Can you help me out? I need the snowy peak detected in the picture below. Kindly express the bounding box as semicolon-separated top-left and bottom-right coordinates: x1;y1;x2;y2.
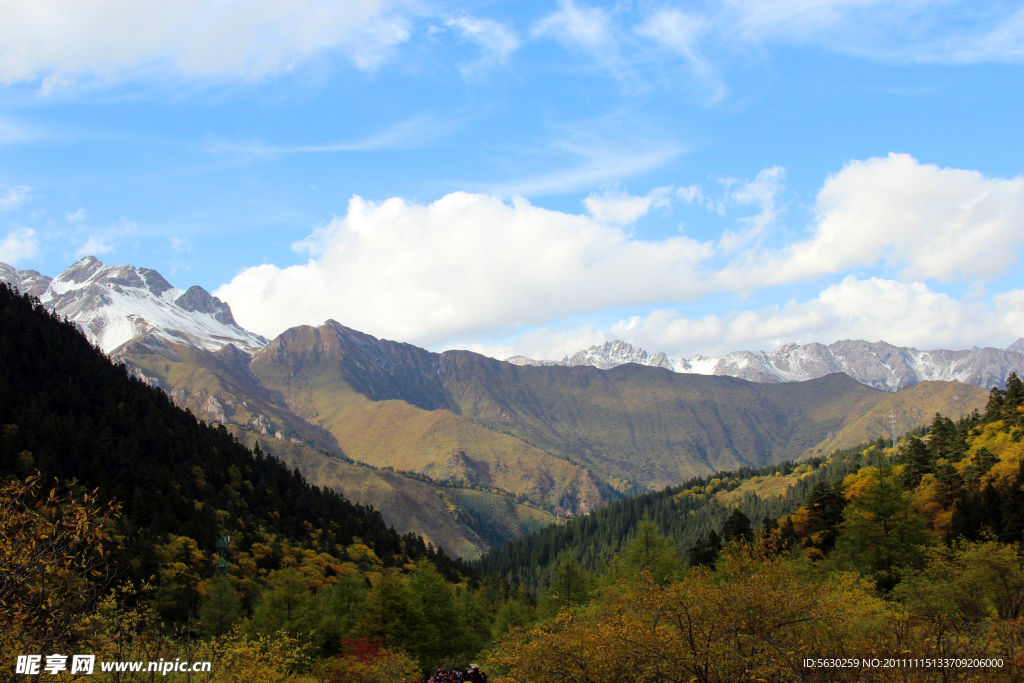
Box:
511;338;1024;391
174;285;238;326
508;340;677;371
2;256;266;355
0;262;53;297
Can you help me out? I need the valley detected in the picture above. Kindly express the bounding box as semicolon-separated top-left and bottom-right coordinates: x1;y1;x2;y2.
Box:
0;257;1001;559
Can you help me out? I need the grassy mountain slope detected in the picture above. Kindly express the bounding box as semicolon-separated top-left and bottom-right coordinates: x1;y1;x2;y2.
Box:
117;319;1000;559
229;427;557;559
248;325;615;516
117;336;341;449
804;380;988;457
440;353;887;487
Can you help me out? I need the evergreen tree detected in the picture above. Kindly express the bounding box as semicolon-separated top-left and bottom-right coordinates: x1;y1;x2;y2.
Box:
934;460;964;507
896;437;933;488
318;573;370;655
963;447;999;483
620;516;683;584
687;530;721;569
408;560;467;669
358;569;425;652
246;568;320;645
832;461;932;591
802;480;846;553
198;575;242;637
721;508;754;543
546;555;589;609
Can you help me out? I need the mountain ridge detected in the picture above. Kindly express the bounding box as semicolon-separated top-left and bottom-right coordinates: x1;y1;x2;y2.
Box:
509;337;1024;391
0;256;266;354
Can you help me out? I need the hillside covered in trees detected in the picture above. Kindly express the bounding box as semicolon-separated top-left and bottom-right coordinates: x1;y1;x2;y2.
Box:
0;283;525;680
478;376;1024;681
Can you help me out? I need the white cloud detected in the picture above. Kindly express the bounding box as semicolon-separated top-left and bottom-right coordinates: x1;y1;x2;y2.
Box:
722;0;1024;64
533;0;612;50
636;8;725;102
446;16;519;75
0;0;404;87
637;276;1024;356
582;186;671;224
532;0;632;81
719;153;1024;291
719;166;785;251
170;236;192;253
210;113;463;157
480;147;681;197
76;235;117;257
0;185;31;210
66;207;85;222
216;192;714;344
490;277;1024;361
0;227;39;263
216;155;1024;353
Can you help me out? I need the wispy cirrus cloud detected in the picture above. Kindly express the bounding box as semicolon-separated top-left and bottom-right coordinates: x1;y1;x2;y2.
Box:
207;112;466;158
446;15;519;75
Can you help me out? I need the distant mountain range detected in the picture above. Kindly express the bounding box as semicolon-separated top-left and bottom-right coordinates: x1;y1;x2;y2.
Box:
509;337;1024;392
1;257;1002;557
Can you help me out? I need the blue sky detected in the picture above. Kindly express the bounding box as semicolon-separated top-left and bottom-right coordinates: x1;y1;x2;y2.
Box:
1;0;1022;359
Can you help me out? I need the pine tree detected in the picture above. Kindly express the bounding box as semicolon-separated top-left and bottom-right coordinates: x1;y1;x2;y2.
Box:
408;560;467;668
198;575;242;637
832;461;932;591
246;568;320;645
547;555;589;609
896;437;933;488
620;516;683;584
722;509;754;543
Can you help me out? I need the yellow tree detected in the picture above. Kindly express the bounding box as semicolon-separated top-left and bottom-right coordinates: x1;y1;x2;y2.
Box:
0;474;119;658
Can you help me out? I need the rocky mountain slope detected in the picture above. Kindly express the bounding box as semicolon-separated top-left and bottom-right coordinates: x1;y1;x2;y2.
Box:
510;338;1024;391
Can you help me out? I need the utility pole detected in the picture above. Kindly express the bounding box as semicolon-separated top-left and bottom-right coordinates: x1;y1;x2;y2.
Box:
215;534;231;577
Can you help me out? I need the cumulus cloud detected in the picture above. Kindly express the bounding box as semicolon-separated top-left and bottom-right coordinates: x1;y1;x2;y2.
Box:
647;277;1024;356
215;154;1024;352
490;277;1024;361
720;153;1024;290
0;0;404;87
216;192;715;344
0;227;39;263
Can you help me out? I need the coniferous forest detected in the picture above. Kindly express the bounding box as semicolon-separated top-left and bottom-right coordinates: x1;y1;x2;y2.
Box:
5;280;1024;682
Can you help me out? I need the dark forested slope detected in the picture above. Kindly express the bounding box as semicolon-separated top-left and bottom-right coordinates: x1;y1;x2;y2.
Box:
0;284;468;582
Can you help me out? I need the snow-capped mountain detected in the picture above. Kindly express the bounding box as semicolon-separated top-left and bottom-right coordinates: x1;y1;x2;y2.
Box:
508;340;673;370
509;338;1024;392
0;256;266;354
